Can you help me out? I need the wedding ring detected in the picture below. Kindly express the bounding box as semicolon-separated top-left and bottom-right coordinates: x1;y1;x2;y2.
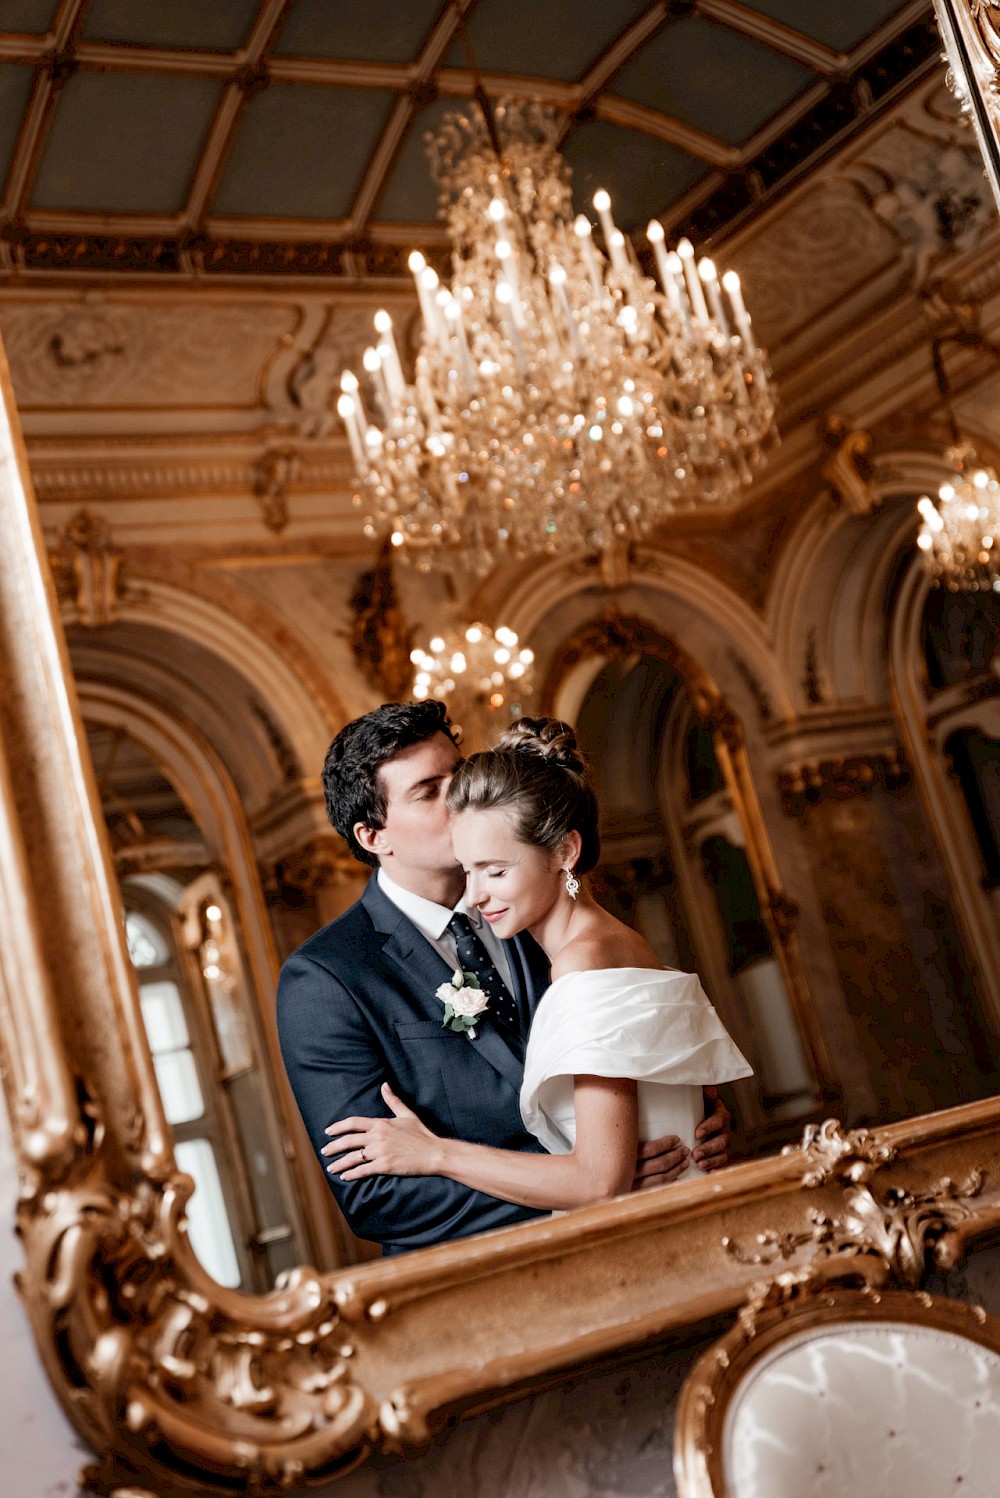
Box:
360;1148;369;1162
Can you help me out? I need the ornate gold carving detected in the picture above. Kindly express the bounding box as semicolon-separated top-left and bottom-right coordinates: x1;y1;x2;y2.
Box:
793;1117;899;1187
253;448;300;535
272;836;358;896
348;540;414;702
49;509;125;627
724;1117;984;1290
822;416;877;514
16;1166;377;1496
777;748;911;815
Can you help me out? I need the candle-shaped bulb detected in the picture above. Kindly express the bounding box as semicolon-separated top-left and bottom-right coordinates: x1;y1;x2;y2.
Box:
340;370;358;392
421;266;439;291
337;394;355;418
722;270;740;295
667;252;683;275
593;189;611;212
362;346;382;373
495;240;512;261
496;280;513;305
408;250;426;274
677;238;694;261
574;214;593;238
374;308;392;333
698;257;717;283
646;220;665;244
549;263;567;285
487;197;506;222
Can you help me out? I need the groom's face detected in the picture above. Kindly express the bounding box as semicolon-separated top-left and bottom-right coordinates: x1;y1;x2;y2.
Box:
363;732;462;889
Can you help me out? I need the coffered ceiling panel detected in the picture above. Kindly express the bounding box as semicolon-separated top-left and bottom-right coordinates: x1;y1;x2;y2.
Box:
562;119;705;231
2;0;59;34
611;17;813;147
375;94;464;225
0;63;33;194
32;71;223;214
213;83;396;220
745;0;914;51
441;0;651;82
80;0;260;52
273;0;444;64
0;0;940;278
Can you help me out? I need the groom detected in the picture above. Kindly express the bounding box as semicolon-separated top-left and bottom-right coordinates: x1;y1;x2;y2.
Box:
277;700;731;1257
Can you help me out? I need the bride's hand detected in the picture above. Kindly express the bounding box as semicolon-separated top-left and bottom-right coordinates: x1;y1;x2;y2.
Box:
322;1083;445;1180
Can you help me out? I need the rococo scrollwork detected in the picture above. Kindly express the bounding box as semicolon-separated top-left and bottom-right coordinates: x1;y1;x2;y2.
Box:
724;1117;987;1290
18;1162;376;1495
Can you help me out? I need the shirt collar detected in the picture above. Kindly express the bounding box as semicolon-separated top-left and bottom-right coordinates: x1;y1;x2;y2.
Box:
377;868;483;943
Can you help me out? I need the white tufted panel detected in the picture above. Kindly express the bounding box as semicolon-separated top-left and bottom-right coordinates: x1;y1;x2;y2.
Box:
724;1322;1000;1497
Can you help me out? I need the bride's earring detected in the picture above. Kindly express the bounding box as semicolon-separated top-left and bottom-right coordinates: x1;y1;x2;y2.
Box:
564;868;580;901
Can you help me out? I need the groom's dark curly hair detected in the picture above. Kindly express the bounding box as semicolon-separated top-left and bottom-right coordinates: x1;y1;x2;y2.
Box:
322;700;460;866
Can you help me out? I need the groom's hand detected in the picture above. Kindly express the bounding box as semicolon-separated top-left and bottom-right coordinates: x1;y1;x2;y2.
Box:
631;1133;691;1190
692;1086;732;1173
631;1087;733;1189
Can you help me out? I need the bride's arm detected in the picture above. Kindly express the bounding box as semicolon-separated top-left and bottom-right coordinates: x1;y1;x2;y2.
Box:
323;1078;638;1210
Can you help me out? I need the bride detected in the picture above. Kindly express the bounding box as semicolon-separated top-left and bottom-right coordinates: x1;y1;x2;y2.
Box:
324;718;752;1210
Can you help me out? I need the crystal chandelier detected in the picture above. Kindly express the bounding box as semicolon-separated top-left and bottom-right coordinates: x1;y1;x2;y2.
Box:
917;444;1000;591
410;621;534;716
338;101;776;575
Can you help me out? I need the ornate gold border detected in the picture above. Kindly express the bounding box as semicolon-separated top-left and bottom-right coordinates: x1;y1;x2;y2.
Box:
5;327;1000;1495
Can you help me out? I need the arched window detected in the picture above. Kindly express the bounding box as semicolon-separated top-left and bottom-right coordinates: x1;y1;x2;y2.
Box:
125;893;242;1288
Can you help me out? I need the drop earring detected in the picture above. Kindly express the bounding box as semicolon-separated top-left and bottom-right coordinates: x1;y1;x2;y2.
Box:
564;868;580;900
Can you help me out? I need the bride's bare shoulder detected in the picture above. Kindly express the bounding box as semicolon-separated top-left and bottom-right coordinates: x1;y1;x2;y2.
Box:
550;926;662;981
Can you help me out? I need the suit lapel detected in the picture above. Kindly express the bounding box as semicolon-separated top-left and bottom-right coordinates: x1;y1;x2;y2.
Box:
364;875;528;1091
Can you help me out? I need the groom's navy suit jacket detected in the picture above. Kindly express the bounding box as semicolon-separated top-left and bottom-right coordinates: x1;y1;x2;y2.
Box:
277;874;552;1256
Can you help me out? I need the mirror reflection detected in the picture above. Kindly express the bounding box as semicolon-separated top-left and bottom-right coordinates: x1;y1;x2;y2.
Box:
2;1;998;1295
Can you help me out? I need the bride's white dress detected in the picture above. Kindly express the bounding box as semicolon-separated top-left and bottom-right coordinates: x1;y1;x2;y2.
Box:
519;967;753;1182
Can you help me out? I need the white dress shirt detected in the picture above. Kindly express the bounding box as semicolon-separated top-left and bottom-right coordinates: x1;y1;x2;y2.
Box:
377;869;515;991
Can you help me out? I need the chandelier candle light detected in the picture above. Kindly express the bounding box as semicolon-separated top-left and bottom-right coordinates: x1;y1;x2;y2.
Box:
410;622;534;715
338;102;776;575
917;444;1000;592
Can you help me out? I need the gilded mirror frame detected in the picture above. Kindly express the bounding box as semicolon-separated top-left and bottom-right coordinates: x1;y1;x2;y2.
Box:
4;319;1000;1496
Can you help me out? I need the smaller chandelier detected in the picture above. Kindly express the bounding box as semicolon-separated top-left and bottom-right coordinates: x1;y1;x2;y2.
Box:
410;621;534;715
917;445;1000;592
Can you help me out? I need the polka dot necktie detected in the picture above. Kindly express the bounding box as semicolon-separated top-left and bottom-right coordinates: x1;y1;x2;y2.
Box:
447;913;524;1053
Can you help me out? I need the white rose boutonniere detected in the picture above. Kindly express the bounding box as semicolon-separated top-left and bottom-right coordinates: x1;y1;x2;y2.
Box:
436;969;489;1037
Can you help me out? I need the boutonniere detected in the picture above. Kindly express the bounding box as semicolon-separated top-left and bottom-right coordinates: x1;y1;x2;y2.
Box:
436;970;489;1037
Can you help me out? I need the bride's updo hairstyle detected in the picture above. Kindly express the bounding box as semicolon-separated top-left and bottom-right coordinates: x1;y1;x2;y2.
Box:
446;716;600;875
